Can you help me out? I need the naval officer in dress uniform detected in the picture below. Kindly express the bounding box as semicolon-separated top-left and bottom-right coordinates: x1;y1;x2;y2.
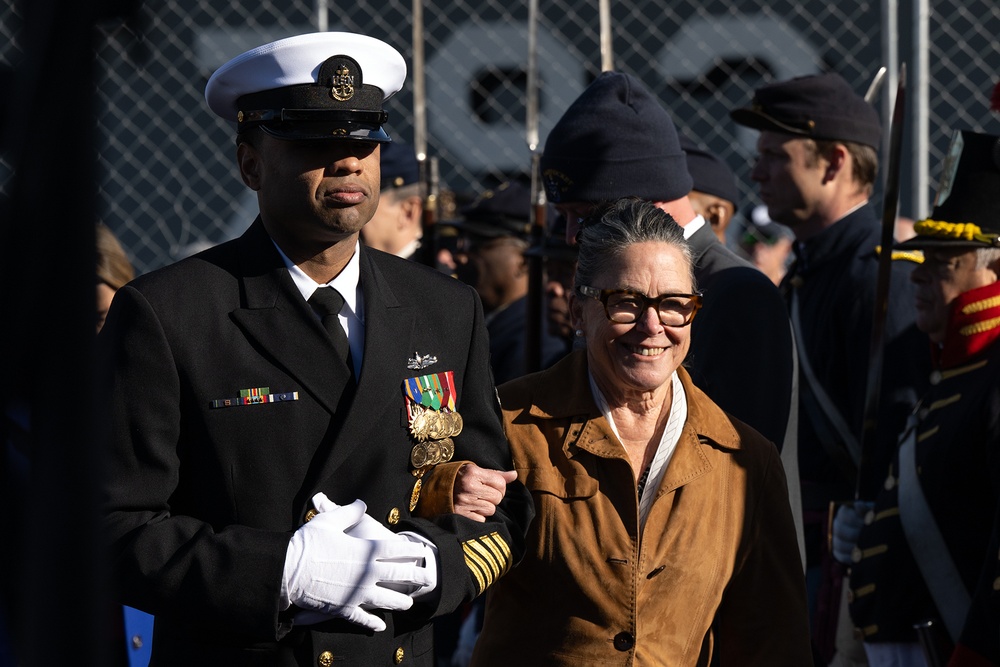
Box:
99;31;532;666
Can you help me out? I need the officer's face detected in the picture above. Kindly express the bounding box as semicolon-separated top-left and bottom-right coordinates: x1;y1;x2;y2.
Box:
239;134;380;252
911;248;997;343
751;132;829;235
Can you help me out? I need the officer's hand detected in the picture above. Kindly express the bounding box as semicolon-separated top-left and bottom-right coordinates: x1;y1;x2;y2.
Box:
831;501;875;565
453;464;517;523
282;499;434;632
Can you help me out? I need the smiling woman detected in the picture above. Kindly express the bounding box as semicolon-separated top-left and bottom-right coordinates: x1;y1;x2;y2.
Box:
464;197;812;666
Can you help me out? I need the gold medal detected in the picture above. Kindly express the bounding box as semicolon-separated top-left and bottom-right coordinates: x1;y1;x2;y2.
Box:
409;404;431;442
438;437;455;463
410;443;429;468
409;477;422;512
425;440;441;466
449;411;464;438
426;411;446;440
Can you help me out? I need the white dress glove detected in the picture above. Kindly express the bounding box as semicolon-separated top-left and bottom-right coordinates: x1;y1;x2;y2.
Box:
831;501;875;565
282;497;434;632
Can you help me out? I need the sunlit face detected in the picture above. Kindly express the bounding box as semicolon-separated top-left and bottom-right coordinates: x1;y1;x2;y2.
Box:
240;134;381;254
571;241;693;400
750;132;828;233
911;248;996;343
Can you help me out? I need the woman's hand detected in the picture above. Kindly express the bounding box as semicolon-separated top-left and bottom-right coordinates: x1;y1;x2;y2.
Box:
453;463;518;522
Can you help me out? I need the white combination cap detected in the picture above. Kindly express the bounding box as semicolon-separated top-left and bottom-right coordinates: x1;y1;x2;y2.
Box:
205;32;406;142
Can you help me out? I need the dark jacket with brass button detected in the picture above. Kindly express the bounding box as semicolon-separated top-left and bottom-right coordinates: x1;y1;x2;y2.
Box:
99;220;533;666
468;351;812;666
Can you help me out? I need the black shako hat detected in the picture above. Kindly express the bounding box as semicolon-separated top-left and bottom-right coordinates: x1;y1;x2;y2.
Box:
205;32;405;142
680;134;740;206
540;71;693;205
730;72;881;149
896;130;1000;250
380;139;420;189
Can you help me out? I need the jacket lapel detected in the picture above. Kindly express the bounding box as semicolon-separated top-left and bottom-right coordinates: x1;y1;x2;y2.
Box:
228;219;353;415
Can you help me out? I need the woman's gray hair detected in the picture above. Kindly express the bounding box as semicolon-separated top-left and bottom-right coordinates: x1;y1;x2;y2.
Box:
574;197;695;290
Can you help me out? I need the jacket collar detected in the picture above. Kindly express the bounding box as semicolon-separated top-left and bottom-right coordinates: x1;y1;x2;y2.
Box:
527;350;742;451
790;203;878;276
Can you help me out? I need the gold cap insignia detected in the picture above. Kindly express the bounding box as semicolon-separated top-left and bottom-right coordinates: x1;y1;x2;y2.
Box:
330;65;355;102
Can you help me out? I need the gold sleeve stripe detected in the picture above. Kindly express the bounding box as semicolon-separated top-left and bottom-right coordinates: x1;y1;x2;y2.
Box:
467;540;503;575
853;583;876;598
483;532;512;564
859;544;889;560
463;545;494;593
928;394;962;412
941;359;988;380
875;507;899;521
463;551;487;594
462;532;512;594
917;426;940;442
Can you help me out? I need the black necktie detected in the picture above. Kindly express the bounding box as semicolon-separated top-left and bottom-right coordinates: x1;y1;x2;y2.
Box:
309;287;354;377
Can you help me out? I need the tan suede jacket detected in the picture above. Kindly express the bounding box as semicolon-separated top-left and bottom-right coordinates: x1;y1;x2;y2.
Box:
462;351;812;666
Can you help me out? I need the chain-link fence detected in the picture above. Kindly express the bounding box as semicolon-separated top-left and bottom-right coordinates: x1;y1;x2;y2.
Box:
2;1;998;273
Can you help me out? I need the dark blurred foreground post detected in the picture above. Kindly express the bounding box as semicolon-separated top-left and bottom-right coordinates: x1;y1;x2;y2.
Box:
0;0;137;663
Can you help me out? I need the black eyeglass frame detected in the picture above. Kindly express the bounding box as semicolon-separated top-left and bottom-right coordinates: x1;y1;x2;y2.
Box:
577;285;703;327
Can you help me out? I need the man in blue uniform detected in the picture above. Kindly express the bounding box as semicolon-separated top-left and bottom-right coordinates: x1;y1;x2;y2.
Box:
731;72;929;661
834;129;1000;666
99;32;532;666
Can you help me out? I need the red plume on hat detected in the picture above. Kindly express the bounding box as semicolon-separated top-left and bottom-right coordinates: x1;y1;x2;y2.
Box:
991;80;1000;114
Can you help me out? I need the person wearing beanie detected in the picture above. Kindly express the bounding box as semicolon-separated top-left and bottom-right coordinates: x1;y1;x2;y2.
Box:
540;71;797;456
831;130;1000;667
732;71;930;663
680;135;741;244
98;31;532;666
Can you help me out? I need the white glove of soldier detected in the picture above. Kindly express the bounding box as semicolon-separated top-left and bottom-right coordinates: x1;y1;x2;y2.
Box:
831;501;875;565
282;498;434;632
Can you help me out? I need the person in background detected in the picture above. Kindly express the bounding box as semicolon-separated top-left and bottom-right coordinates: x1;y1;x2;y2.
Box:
96;223;135;333
464;198;811;665
833;130;1000;667
525;213;578;348
447;180;570;384
99;31;532;666
680;135;740;246
737;205;795;286
732;71;929;664
361;139;430;262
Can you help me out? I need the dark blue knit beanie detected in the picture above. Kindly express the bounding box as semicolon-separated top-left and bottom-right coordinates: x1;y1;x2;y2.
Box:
540;71;693;204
